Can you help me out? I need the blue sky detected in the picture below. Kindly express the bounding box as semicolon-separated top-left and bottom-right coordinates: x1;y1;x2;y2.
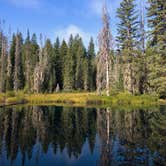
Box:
0;0;141;47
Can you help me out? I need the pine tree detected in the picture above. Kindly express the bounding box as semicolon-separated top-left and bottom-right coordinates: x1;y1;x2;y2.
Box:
114;50;124;91
75;38;86;90
117;0;138;49
0;35;7;92
14;32;24;91
54;37;62;89
31;33;39;67
0;21;3;57
0;32;2;58
147;0;166;98
6;47;12;91
116;0;139;94
72;35;81;89
137;0;148;94
47;39;56;92
6;34;16;91
63;35;74;91
43;39;53;92
83;57;91;91
147;0;166;47
87;38;96;91
60;40;68;89
30;33;40;92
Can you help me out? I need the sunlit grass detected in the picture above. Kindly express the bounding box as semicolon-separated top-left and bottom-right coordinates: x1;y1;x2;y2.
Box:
25;92;159;107
0;93;5;103
0;91;27;106
0;91;160;107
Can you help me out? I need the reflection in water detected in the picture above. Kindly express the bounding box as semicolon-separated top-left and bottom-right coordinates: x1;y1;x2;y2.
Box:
0;106;165;166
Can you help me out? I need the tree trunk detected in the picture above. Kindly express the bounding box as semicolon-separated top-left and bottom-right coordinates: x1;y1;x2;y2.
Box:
106;55;110;96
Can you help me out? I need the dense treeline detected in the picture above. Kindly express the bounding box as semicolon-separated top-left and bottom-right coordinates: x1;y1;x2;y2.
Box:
0;32;96;93
0;0;165;98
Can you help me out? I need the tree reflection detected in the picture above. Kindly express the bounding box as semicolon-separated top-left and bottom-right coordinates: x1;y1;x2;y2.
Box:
0;106;97;163
0;106;165;165
97;106;166;165
97;108;112;166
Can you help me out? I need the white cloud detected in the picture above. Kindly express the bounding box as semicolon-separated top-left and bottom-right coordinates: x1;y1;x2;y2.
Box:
8;0;40;8
55;24;95;47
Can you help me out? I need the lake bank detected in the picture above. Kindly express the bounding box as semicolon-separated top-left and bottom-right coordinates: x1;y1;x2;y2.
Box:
0;92;161;108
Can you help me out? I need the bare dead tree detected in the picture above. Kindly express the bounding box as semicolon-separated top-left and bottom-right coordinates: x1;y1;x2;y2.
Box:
34;46;44;93
138;0;148;94
97;1;113;96
6;29;12;90
34;36;49;93
140;0;145;53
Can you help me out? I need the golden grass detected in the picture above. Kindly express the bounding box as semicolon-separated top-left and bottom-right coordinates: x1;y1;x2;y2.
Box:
0;91;161;108
0;91;27;106
26;92;98;105
0;93;5;103
25;92;159;107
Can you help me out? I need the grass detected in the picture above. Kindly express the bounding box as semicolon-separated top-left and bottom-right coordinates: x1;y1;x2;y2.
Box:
0;93;5;103
0;91;161;108
0;91;27;106
25;92;159;107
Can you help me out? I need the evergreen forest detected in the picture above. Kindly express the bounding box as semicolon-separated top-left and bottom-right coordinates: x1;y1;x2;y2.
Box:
0;0;165;98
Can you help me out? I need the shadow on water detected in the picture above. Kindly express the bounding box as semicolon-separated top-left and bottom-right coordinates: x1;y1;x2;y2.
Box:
0;105;165;166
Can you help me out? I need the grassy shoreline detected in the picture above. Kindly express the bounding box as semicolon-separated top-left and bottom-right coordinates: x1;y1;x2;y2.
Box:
0;92;161;108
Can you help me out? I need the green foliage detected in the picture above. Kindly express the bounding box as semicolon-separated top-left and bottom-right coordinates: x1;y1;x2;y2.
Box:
14;32;25;91
60;40;68;88
63;36;74;91
31;33;39;67
146;48;166;98
6;91;26;104
0;37;7;93
116;0;140;95
75;38;86;90
6;34;16;91
0;0;165;98
54;38;62;89
0;32;2;56
116;0;138;50
6;91;16;97
147;0;166;46
87;38;96;91
147;0;166;98
43;39;54;92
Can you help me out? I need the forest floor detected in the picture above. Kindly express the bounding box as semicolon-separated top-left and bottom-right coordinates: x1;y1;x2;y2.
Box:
0;92;161;108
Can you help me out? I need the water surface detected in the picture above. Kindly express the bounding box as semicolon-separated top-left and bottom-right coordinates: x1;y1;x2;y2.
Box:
0;105;165;166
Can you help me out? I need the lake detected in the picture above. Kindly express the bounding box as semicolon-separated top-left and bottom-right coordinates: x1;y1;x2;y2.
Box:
0;105;165;166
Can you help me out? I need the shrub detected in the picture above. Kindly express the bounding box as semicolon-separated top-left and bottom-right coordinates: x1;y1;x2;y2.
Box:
6;91;16;97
